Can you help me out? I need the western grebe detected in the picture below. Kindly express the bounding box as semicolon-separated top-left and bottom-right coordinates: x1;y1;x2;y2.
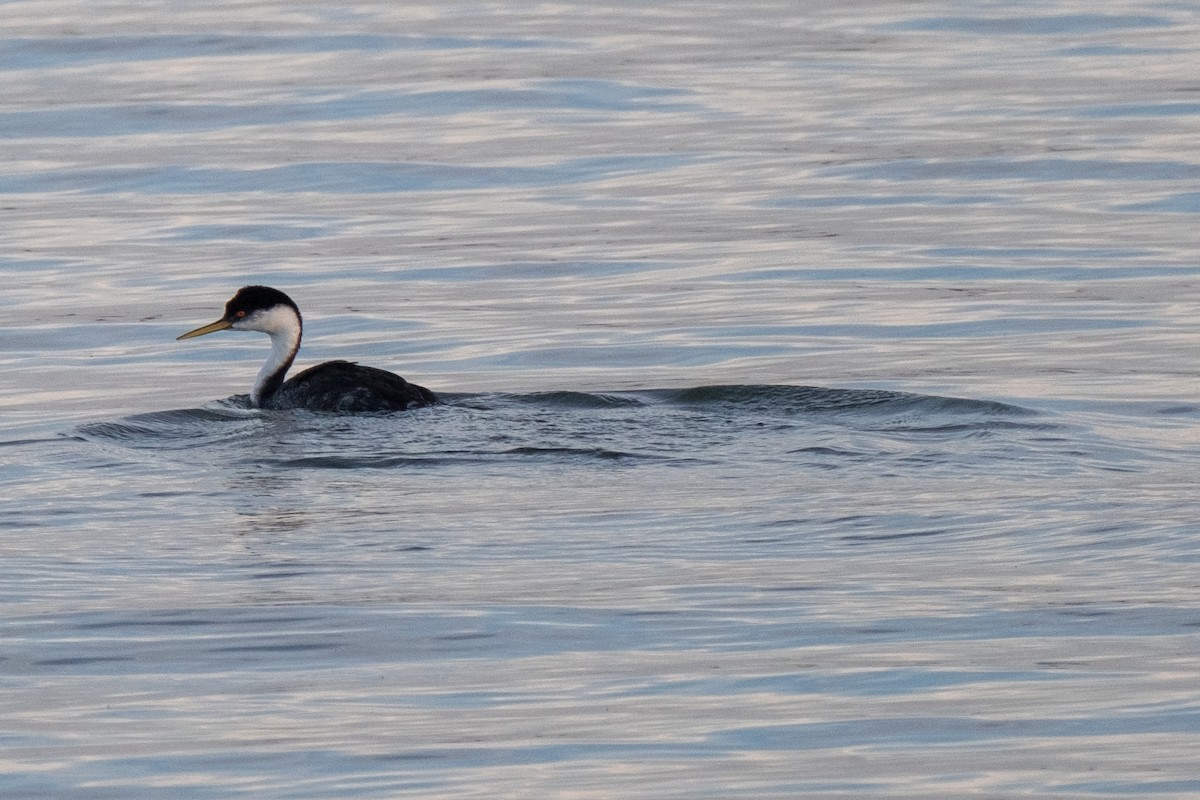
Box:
177;285;437;412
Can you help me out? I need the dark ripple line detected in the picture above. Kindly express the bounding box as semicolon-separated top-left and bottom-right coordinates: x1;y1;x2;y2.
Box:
842;528;952;544
213;642;339;654
34;656;135;667
0;436;66;448
256;446;666;469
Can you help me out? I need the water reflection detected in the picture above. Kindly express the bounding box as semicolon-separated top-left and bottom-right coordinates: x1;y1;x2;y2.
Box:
4;0;1200;797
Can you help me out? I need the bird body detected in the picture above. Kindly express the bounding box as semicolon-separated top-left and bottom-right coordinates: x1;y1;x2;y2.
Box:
264;360;437;412
178;286;436;413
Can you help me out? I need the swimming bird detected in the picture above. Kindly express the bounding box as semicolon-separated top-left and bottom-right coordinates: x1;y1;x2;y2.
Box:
177;285;437;412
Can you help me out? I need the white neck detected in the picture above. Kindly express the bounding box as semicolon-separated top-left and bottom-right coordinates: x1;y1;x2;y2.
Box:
238;305;302;406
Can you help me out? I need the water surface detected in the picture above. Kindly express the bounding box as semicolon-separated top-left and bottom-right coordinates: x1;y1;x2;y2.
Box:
4;1;1200;798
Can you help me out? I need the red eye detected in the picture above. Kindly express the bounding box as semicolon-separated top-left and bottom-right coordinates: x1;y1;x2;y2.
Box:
236;310;246;318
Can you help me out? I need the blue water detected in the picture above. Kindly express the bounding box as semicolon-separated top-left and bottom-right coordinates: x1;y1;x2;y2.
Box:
4;1;1200;797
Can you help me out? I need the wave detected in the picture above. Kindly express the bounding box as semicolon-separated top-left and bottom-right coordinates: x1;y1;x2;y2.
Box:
75;401;261;450
452;384;1031;414
74;385;1047;465
650;384;1030;417
464;384;1038;433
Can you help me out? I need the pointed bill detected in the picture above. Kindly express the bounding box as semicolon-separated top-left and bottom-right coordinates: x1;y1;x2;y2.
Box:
177;319;233;340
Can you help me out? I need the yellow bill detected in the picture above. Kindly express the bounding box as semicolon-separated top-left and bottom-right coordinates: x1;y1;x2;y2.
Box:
177;319;233;340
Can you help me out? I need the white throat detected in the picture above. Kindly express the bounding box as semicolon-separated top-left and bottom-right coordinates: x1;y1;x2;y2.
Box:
237;305;302;406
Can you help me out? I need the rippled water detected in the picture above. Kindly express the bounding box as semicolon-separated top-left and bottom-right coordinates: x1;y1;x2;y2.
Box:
4;1;1200;798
